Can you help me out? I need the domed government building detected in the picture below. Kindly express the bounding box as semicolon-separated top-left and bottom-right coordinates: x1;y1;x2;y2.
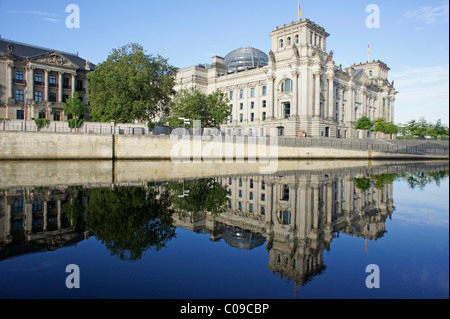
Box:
175;18;397;139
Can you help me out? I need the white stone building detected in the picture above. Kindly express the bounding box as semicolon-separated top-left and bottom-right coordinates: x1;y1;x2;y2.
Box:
175;19;397;139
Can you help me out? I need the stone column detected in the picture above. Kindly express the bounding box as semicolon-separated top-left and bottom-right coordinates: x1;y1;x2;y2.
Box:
26;66;34;101
389;98;395;123
291;71;299;118
43;201;48;231
71;73;76;97
58;72;63;103
267;76;275;120
7;62;14;101
44;69;49;102
327;76;334;120
314;73;320;117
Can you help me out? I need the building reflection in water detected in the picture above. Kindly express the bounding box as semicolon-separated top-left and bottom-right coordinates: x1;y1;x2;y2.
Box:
0;162;448;291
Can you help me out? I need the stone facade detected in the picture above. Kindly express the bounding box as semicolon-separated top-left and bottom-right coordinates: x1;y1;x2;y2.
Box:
0;39;93;122
175;19;397;139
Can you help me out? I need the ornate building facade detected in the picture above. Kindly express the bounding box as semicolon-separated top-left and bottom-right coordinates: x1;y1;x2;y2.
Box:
0;39;93;121
175;19;397;139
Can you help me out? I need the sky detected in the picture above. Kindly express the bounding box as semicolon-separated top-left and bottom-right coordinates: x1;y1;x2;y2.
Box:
0;0;448;125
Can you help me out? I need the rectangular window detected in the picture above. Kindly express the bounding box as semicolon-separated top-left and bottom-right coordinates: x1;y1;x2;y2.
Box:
250;113;254;122
230;91;234;100
239;114;243;122
251;88;255;97
239;178;242;187
229;178;232;185
239;89;244;99
249;192;253;200
32;201;42;212
229;114;233;123
14;199;23;213
239;190;242;198
16;110;24;119
38;110;46;119
249;204;254;213
261;206;265;215
49;75;57;85
251;101;254;109
262;112;266;121
34;91;43;102
48;93;57;102
15;70;23;80
238;202;242;210
261;180;265;190
63;77;70;89
282;185;290;201
15;90;24;101
35;73;42;83
249;179;253;188
262;100;267;108
53;111;61;121
261;193;265;201
284;103;291;119
262;86;267;96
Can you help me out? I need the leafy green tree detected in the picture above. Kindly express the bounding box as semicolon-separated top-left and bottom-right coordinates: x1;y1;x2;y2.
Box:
62;92;86;128
166;178;229;216
373;118;399;134
87;43;177;123
355;116;373;130
166;89;231;128
86;186;176;262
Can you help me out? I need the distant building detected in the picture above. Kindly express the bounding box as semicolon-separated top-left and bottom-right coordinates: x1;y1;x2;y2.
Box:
175;19;397;139
0;39;94;121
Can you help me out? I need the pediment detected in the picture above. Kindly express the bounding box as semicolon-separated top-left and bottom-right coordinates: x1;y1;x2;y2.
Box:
29;51;79;69
352;69;370;85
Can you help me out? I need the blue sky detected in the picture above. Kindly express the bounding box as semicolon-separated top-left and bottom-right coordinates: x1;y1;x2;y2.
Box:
0;0;448;125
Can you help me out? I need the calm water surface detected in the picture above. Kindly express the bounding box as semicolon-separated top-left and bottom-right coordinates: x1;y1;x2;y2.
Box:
0;161;448;299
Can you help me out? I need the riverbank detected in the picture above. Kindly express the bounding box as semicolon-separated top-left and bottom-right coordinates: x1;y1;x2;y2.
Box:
0;131;448;161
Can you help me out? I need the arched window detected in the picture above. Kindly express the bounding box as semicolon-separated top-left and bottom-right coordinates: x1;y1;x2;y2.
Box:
280;39;284;48
369;70;373;77
281;78;292;92
287;37;291;45
295;34;299;43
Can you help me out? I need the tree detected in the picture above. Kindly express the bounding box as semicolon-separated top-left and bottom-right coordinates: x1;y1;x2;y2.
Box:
373;117;399;134
62;92;86;128
86;186;176;262
87;43;177;123
355;116;373;130
165;89;231;128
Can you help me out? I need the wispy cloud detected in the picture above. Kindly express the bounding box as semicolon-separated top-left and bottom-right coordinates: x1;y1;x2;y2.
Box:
5;9;60;22
391;64;449;125
43;17;61;23
404;1;449;25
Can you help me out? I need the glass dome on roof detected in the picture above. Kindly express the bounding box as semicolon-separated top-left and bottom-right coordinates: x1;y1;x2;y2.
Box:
224;47;269;72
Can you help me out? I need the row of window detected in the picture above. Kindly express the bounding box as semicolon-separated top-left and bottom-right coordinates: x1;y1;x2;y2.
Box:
15;89;82;103
279;32;324;49
14;70;83;89
229;79;293;100
229;200;291;225
231;102;291;123
229;86;267;100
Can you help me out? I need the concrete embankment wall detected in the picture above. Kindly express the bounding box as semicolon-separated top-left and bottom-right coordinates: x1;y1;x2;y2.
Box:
0;132;448;160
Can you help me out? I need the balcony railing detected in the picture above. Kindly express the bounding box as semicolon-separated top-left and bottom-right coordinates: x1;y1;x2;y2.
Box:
49;83;58;88
63;85;72;90
34;81;44;86
14;79;26;85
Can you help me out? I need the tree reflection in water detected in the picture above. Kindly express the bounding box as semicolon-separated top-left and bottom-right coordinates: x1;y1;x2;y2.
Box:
86;187;176;262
